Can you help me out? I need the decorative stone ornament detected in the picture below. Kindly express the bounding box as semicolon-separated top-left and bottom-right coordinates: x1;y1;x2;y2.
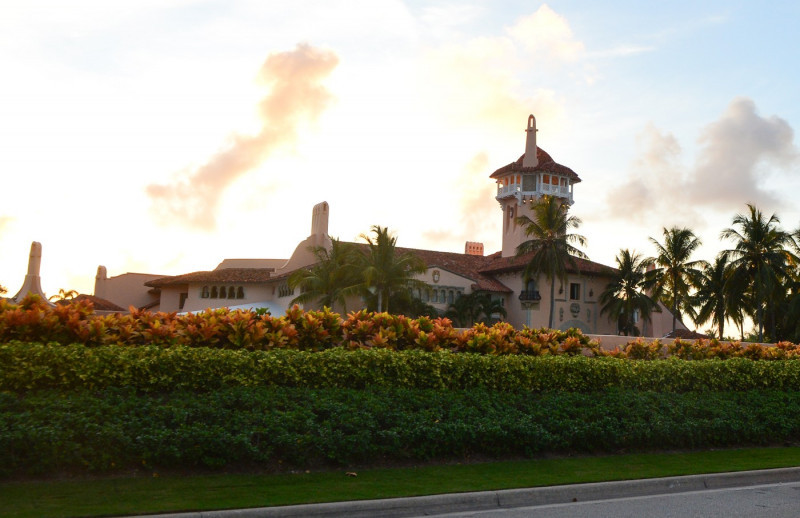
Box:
432;270;440;283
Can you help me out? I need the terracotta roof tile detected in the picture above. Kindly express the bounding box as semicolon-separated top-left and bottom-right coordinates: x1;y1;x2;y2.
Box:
394;246;512;293
480;253;616;277
490;148;582;183
145;268;275;288
56;294;126;312
664;328;710;340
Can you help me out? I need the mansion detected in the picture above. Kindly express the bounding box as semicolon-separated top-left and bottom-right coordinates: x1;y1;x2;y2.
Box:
11;115;685;337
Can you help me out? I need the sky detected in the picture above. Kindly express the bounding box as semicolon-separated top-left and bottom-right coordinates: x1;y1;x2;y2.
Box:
1;0;799;300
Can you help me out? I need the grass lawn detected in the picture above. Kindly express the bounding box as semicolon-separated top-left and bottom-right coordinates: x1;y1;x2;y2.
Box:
3;447;800;518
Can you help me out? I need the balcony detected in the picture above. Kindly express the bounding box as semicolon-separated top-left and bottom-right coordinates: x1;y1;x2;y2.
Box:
519;290;541;302
496;185;573;204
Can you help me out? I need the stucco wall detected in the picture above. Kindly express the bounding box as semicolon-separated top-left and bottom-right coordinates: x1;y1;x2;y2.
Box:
94;272;161;310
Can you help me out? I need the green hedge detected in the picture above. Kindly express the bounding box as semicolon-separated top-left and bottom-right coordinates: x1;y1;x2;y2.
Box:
4;342;800;393
2;387;799;476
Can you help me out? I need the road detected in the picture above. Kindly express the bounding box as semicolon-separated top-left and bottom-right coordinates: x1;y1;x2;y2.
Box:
425;481;800;518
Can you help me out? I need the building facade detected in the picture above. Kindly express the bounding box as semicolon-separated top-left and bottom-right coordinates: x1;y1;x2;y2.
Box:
88;115;684;336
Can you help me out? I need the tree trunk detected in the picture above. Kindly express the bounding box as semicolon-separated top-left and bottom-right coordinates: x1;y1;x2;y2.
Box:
548;277;556;329
377;290;383;313
671;298;677;333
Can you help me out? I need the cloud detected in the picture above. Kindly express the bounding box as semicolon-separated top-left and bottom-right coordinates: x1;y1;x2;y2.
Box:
0;216;12;235
422;151;499;251
147;43;339;230
687;97;797;209
420;4;584;132
505;4;584;62
605;98;798;226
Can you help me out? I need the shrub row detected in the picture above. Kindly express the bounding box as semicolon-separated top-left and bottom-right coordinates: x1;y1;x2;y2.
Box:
3;296;798;359
0;295;594;354
4;342;800;393
2;387;799;476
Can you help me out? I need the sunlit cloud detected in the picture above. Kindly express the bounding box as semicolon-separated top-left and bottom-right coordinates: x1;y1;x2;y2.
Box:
147;43;339;230
421;151;499;251
506;4;585;62
0;216;12;235
605;98;798;227
420;4;584;132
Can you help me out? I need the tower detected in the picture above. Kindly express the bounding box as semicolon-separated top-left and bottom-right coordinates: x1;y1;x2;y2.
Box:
490;115;582;257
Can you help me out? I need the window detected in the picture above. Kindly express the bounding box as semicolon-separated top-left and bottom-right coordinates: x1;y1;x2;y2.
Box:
278;283;294;298
179;292;188;310
237;286;244;299
448;290;454;304
432;290;438;303
424;289;430;302
201;286;209;298
210;286;218;298
440;290;446;303
569;283;581;301
522;174;536;191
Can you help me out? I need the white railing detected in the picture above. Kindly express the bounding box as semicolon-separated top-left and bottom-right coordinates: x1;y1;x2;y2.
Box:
497;185;573;203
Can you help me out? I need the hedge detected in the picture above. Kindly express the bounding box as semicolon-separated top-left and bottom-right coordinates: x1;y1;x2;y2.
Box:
4;342;800;393
2;387;799;476
4;295;798;360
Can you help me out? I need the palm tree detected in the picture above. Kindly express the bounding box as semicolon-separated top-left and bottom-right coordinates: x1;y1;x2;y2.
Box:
49;288;78;302
358;225;427;313
721;204;798;342
646;227;706;333
446;292;507;327
600;249;658;336
693;253;732;339
288;239;361;312
515;195;588;329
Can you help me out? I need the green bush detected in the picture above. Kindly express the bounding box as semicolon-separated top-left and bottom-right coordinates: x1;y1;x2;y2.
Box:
4;342;800;393
2;387;799;477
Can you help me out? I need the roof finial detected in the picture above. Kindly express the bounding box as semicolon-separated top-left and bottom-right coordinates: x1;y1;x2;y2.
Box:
522;114;539;168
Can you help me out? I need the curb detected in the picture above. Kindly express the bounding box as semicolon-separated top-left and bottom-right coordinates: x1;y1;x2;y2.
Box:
137;467;800;518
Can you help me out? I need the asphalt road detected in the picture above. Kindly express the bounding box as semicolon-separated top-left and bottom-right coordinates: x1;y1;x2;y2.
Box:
426;481;800;517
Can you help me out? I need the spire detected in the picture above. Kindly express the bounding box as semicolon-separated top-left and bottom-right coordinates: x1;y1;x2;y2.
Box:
13;241;49;303
522;114;539;168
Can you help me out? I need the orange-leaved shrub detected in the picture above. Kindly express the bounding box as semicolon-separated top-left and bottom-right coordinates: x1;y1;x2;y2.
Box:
2;294;799;359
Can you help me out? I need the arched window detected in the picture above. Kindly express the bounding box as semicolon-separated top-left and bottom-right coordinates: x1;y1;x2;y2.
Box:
440;290;446;303
432;290;438;303
201;286;209;298
210;286;218;298
448;290;454;304
424;289;430;302
228;286;236;299
237;286;244;299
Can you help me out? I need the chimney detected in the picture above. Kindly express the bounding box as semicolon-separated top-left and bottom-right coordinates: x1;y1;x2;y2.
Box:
465;241;484;256
310;201;329;237
522;114;539;168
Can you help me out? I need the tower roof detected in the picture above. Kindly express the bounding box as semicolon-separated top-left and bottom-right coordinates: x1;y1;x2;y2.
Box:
489;149;582;183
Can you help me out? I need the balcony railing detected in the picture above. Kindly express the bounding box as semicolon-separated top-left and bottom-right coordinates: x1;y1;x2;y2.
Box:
497;185;573;203
519;290;541;302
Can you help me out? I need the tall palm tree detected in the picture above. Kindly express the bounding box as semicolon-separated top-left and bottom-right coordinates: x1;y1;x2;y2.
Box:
288;239;361;312
515;195;588;329
646;227;706;333
693;253;732;339
600;249;658;336
721;204;798;342
358;225;427;313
